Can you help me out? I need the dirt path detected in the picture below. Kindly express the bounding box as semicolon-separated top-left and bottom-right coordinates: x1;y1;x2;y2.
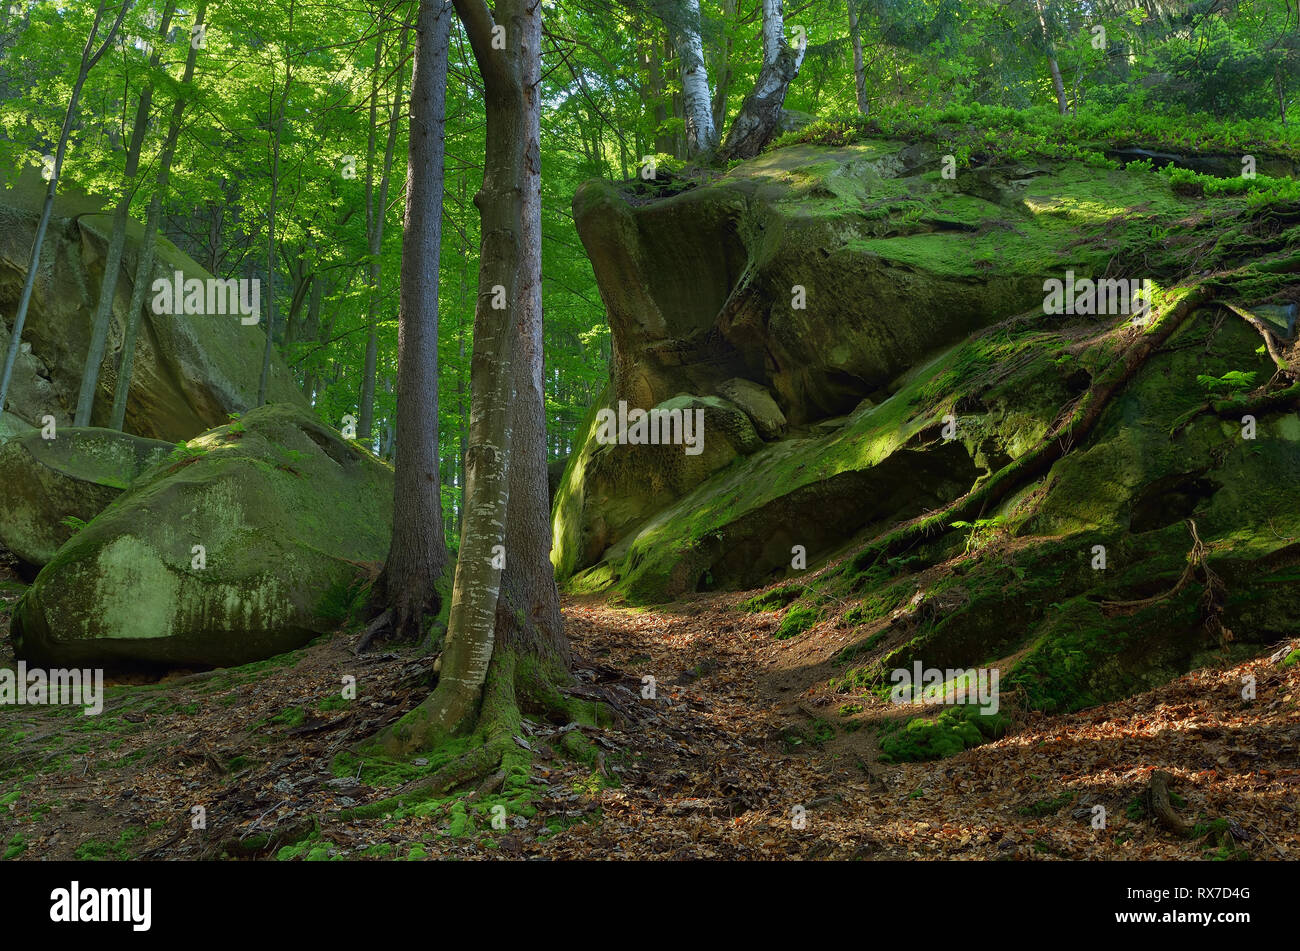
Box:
1;589;1296;861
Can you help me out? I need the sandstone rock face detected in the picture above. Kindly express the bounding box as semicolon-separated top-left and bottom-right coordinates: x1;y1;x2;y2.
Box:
555;138;1300;628
716;378;786;439
0;427;173;566
0;192;304;442
12;404;393;669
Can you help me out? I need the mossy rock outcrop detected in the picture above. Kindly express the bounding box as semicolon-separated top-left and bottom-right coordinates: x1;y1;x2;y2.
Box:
556;135;1300;716
570;140;1190;427
822;308;1300;716
0;172;304;442
11;403;393;668
557;138;1300;604
553;390;763;574
0;426;173;566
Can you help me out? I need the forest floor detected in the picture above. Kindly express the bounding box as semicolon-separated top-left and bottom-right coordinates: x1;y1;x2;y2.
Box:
1;565;1297;861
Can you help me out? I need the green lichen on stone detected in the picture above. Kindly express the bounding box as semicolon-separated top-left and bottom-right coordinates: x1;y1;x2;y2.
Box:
11;403;395;668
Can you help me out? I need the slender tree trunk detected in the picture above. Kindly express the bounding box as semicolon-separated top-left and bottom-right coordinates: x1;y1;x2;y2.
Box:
359;22;411;441
358;36;384;440
110;0;207;431
847;0;869;115
257;0;295;407
647;34;674;157
74;2;175;427
377;0;530;750
206;193;224;274
283;269;311;349
0;0;132;417
300;272;326;403
1277;65;1288;125
371;0;452;642
710;0;738;130
456;220;470;539
1031;0;1068;115
717;0;805;160
666;0;717;156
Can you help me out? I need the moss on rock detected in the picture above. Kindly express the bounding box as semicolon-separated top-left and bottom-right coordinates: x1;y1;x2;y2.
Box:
11;403;394;668
0;427;173;566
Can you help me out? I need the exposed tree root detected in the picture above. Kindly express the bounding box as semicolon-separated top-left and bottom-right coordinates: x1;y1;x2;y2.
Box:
1100;520;1234;645
1222;302;1292;374
1171;376;1300;437
354;609;393;654
201;814;316;860
339;649;614;821
1144;770;1192;838
1168;299;1297;437
1212;378;1300;419
843;284;1214;575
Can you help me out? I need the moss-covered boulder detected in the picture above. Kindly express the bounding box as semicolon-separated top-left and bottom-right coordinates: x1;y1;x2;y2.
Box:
0;177;304;442
571;141;1167;427
819;307;1300;715
11;404;393;668
552;388;764;578
557;137;1300;609
0;427;173;566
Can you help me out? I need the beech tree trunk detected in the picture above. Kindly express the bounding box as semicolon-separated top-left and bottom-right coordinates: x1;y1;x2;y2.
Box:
371;0;452;641
0;0;132;417
717;0;805;161
493;0;566;669
110;0;207;431
403;0;532;741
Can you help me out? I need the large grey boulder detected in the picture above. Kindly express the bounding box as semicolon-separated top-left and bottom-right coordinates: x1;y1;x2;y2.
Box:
12;404;393;668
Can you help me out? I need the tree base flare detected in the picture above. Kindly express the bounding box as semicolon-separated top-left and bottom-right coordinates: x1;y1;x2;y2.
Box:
350;648;613;805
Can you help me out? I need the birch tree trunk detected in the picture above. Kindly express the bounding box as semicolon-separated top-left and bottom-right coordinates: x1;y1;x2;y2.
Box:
717;0;805;161
370;0;452;642
677;0;717;156
110;0;207;431
0;0;132;416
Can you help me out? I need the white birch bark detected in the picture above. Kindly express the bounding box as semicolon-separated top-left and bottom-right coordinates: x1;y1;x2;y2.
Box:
677;0;717;155
718;0;805;160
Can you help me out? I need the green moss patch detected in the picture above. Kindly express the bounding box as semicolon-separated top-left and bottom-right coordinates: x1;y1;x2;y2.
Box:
878;704;1010;762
